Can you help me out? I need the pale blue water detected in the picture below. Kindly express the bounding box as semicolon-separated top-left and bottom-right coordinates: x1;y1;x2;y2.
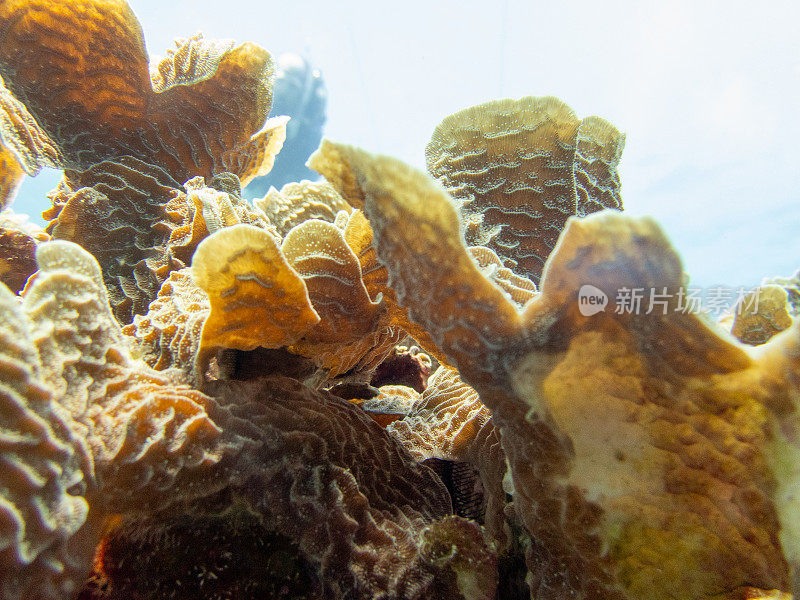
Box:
10;0;800;293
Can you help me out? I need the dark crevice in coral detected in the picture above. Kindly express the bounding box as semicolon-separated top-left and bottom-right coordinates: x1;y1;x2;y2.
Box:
79;493;322;600
326;381;379;401
213;347;318;382
423;458;485;524
370;346;431;392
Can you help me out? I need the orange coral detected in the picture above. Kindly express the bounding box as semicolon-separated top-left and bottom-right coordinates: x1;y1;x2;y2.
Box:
0;0;286;323
0;2;282;184
0;141;24;210
0;75;61;178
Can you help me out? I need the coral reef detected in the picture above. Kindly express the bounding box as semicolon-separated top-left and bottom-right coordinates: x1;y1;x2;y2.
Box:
0;1;798;599
322;140;800;599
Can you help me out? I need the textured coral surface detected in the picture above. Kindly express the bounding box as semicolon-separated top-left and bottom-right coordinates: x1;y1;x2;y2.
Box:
0;1;798;598
345;141;800;599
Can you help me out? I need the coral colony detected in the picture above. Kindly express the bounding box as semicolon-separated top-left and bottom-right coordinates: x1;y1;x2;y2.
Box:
0;1;799;599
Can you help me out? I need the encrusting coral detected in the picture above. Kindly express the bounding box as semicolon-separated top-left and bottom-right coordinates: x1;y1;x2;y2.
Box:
1;0;799;598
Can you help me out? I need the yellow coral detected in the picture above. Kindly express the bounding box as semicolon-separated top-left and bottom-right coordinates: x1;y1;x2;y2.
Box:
191;224;320;356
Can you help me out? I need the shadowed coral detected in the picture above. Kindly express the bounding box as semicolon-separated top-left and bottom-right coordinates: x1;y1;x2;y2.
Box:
342;142;800;599
20;241;263;514
385;367;510;553
83;495;323;600
0;209;46;294
370;344;433;392
43;158;183;322
207;376;497;600
0;141;23;210
254;180;351;237
425;97;624;283
0;239;267;600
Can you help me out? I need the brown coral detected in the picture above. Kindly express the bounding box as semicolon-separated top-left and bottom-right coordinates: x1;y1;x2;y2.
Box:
207;376;497;600
425;96;624;283
45;167;278;323
0;237;274;599
334;141;800;599
3;235;501;600
191;224;320;361
281;217;399;377
0;209;46;293
121;268;209;375
384;367;510;553
0;75;61;178
0;141;23;210
0;2;282;184
0;0;286;323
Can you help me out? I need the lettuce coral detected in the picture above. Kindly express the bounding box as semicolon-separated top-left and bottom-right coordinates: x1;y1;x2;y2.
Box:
0;0;286;323
1;0;798;598
1;238;497;600
327;140;800;599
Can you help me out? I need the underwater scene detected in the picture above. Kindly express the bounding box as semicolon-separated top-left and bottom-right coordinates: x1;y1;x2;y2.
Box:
0;0;799;598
